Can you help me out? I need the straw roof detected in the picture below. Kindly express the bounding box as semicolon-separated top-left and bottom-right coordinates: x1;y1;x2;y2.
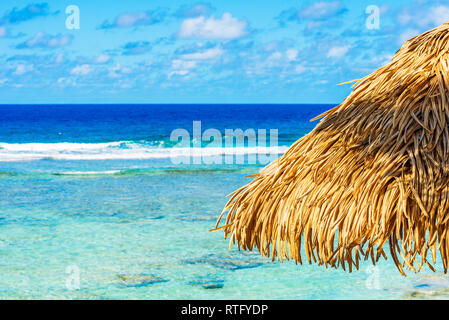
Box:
214;22;449;275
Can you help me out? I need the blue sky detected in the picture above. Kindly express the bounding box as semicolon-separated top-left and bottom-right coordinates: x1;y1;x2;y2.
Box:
0;0;448;104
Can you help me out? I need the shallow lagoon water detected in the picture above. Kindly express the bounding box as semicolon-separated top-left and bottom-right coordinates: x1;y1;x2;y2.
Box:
0;105;447;299
0;160;445;299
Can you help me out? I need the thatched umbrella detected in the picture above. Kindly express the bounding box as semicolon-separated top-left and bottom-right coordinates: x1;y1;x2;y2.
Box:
214;22;449;275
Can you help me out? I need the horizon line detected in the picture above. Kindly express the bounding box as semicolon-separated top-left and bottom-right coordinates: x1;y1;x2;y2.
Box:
0;102;339;106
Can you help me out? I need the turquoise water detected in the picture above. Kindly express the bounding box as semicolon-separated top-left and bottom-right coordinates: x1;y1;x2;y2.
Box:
0;105;446;299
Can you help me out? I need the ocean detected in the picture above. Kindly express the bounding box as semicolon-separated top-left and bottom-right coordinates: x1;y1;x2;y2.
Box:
0;104;443;299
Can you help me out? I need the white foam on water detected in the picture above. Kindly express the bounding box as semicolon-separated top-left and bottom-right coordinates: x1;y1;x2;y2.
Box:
0;141;128;152
0;141;288;162
56;170;123;175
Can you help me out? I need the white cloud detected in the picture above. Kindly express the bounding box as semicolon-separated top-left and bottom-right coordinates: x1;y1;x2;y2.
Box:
398;5;449;29
181;47;224;60
48;35;71;47
0;27;6;37
13;64;34;75
169;59;198;77
299;1;345;20
326;45;350;58
172;59;197;70
259;51;284;68
116;12;150;28
0;78;8;85
170;47;224;78
178;12;247;39
286;49;298;61
55;53;64;64
169;70;190;77
99;10;165;29
121;66;132;74
265;42;278;51
95;54;110;64
269;52;282;60
25;32;45;46
108;63;132;78
420;6;449;27
56;77;77;87
294;65;307;74
70;64;92;76
19;32;72;49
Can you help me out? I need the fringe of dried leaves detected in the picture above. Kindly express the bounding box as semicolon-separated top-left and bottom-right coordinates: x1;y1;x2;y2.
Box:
214;22;449;275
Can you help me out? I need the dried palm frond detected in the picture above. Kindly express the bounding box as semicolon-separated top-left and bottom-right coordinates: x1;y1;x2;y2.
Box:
213;21;449;275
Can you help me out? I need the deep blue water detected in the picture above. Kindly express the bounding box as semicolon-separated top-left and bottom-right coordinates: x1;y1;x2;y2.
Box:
0;104;329;143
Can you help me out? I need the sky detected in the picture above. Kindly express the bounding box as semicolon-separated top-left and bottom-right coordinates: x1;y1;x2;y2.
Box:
0;0;448;104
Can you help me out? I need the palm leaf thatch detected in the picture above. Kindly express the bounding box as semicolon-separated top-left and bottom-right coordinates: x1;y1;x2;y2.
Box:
214;22;449;275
